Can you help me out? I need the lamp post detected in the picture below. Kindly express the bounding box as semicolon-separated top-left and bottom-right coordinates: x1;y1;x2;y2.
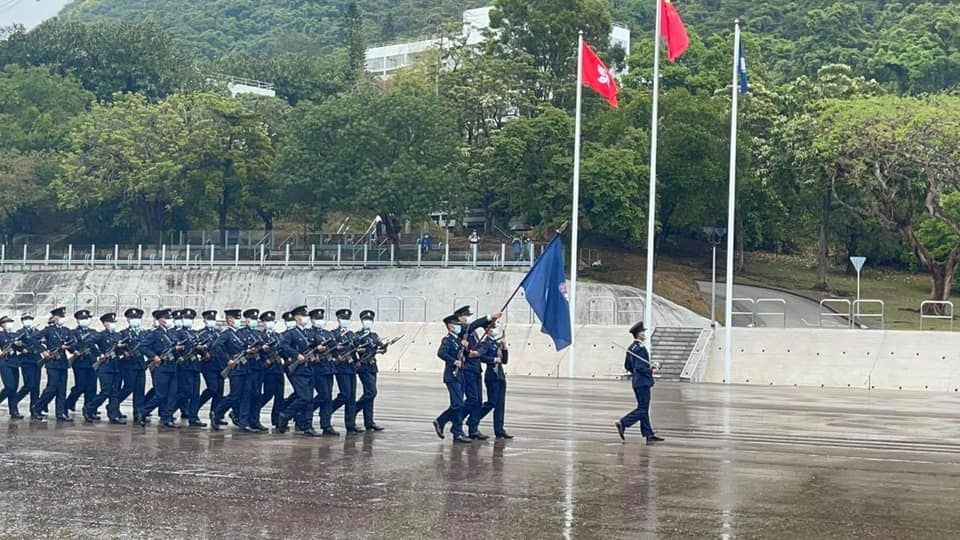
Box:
703;227;727;327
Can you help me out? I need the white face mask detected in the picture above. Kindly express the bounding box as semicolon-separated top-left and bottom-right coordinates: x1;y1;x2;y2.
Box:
78;319;91;329
22;320;34;329
362;320;373;330
129;319;142;329
229;319;241;329
182;319;194;328
339;319;350;329
247;319;258;329
2;322;13;332
312;319;324;328
451;324;462;335
265;321;276;331
302;319;313;329
205;320;217;329
490;328;502;340
285;320;297;330
173;320;183;328
55;318;65;326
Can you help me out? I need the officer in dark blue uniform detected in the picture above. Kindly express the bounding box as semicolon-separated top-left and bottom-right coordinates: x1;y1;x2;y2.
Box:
461;318;487;441
330;308;363;434
242;308;269;432
0;315;24;418
615;322;664;444
117;308;148;424
85;313;125;424
306;309;338;436
13;314;42;417
174;308;207;427
139;309;181;428
353;310;386;432
211;309;258;433
196;310;224;425
65;309;100;421
257;310;285;431
32;307;74;421
477;321;512;439
278;306;320;436
432;314;472;444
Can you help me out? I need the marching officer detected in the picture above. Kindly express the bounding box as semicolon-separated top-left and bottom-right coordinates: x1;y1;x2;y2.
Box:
118;308;148;424
433;314;472;444
0;315;23;418
13;314;41;417
462;318;487;441
478;321;512;439
196;310;225;425
353;310;386;432
307;308;338;436
615;322;664;444
278;306;320;436
211;309;257;433
85;313;125;424
139;309;181;428
65;309;101;422
330;308;363;434
258;311;285;431
33;307;74;422
244;309;270;432
175;308;207;427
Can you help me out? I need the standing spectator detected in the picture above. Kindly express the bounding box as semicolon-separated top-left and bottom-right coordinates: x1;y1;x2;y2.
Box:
423;233;432;253
511;237;522;260
469;230;480;265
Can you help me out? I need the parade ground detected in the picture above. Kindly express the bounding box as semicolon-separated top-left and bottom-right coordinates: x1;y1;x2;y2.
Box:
2;373;960;539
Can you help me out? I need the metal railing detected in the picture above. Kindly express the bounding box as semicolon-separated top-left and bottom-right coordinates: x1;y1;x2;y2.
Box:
852;299;885;329
680;327;714;381
920;300;954;330
819;299;852;328
731;298;756;327
755;298;787;328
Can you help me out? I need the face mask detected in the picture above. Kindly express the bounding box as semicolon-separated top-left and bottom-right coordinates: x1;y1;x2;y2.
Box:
22;320;34;329
285;320;297;330
129;319;142;329
78;319;91;329
265;321;276;331
491;328;502;340
55;318;65;326
2;323;13;331
312;319;324;328
302;319;313;329
451;324;462;335
339;319;350;329
229;319;241;329
173;320;183;328
247;320;258;329
182;319;194;328
362;320;373;330
205;320;217;329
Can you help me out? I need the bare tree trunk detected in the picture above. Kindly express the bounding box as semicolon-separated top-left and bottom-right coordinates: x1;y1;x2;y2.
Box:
815;188;830;290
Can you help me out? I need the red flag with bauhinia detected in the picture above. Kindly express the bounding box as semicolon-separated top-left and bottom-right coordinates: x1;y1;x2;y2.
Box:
661;0;689;62
581;41;618;108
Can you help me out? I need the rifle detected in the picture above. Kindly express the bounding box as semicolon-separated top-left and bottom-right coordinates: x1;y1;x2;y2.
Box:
358;334;404;364
149;338;190;372
0;339;22;360
220;349;249;379
93;337;127;370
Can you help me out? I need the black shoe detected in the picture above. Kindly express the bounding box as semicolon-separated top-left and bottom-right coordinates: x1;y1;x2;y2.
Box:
229;411;239;427
189;420;208;428
366;424;385;432
301;429;321;437
253;424;269;432
240;426;259;433
322;428;340;437
83;414;95;424
162;421;181;429
137;414;147;427
119;413;128;420
432;420;444;439
31;413;44;421
39;411;48;417
347;426;365;434
56;416;74;423
616;421;626;441
453;435;473;444
109;418;127;425
10;412;24;420
495;433;514;440
469;432;489;441
92;413;103;420
217;419;228;426
646;435;664;444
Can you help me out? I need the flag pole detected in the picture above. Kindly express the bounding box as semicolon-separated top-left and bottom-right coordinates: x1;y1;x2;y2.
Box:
498;223;568;312
723;19;741;383
568;31;585;379
644;0;663;350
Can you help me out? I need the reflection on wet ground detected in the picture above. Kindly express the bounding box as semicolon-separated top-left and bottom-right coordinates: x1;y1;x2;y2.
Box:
2;373;960;538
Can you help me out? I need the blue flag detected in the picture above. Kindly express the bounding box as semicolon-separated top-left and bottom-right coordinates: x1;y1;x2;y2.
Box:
521;235;572;351
738;43;749;94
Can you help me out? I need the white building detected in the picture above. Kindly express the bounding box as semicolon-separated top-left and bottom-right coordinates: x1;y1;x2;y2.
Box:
366;6;631;77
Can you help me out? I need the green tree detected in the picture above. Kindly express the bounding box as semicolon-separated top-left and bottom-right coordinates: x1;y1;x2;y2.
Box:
343;1;366;86
0;65;95;152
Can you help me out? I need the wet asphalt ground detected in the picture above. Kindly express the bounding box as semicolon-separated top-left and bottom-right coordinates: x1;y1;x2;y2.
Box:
2;373;960;539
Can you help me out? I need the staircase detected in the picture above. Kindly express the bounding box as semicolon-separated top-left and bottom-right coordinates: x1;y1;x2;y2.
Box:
651;327;704;382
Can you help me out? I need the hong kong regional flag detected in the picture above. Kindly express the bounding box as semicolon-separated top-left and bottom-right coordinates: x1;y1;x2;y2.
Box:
581;41;618;108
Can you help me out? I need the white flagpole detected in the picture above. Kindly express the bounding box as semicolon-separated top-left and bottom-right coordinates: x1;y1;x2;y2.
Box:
724;20;741;382
644;0;663;349
568;31;584;379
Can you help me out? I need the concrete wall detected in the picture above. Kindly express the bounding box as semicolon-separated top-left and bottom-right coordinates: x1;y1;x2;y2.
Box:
0;268;707;328
698;328;960;392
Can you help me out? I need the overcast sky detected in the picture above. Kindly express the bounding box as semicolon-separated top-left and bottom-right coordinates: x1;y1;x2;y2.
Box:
0;0;72;30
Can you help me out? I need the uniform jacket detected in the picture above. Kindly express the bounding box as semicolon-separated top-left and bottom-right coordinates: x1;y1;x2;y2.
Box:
96;329;123;374
118;328;147;371
40;323;74;371
624;340;654;388
213;326;248;375
477;336;508;382
140;326;179;374
437;332;463;384
279;325;313;378
331;327;358;375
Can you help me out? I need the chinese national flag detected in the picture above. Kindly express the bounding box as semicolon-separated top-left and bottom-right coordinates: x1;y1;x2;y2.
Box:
581;41;618;108
661;0;689;62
